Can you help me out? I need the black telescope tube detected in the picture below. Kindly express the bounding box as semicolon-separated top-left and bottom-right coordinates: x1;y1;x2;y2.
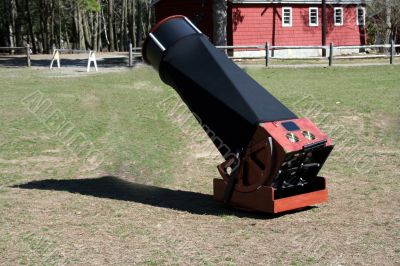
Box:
142;15;200;70
143;16;297;158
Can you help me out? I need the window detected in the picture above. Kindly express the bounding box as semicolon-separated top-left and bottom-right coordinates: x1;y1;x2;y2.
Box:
334;7;343;26
282;7;292;27
309;7;318;26
357;7;365;26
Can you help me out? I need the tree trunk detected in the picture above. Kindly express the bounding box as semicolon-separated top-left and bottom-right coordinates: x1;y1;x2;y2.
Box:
58;0;61;48
78;9;86;50
93;11;99;51
385;0;392;43
101;6;109;48
120;0;128;51
97;11;102;51
26;0;37;53
128;0;136;46
50;0;55;50
1;0;10;46
82;12;92;49
39;0;50;53
212;0;227;46
74;4;85;50
108;0;115;51
10;0;17;48
136;0;142;47
15;0;23;47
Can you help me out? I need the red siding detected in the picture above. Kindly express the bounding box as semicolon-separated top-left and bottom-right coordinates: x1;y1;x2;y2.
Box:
154;0;214;41
228;4;366;46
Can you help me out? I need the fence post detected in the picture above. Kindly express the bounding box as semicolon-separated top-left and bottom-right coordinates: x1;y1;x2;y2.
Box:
265;42;269;67
329;43;334;67
26;44;31;67
390;39;394;65
129;43;133;67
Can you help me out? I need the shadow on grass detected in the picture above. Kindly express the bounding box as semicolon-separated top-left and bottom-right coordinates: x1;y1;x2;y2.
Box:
0;56;141;68
13;176;313;219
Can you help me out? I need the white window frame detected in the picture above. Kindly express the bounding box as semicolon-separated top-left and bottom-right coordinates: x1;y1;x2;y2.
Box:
309;7;319;27
357;7;365;26
282;7;292;27
334;7;344;26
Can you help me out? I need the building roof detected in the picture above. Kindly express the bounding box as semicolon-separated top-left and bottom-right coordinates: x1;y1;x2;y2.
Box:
151;0;370;6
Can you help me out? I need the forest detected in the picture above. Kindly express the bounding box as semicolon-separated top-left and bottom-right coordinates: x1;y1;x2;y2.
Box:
0;0;399;54
0;0;153;53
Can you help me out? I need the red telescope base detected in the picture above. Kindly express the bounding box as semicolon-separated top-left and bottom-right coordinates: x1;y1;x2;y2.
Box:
213;176;328;214
213;118;333;214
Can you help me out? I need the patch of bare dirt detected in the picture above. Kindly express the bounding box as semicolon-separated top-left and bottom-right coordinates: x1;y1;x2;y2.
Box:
80;93;101;110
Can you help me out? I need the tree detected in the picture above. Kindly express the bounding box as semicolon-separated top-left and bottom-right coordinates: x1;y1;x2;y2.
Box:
0;0;151;53
212;0;227;46
107;0;115;51
367;0;400;44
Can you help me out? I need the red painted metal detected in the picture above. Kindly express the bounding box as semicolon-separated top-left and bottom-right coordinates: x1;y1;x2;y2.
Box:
149;15;187;33
263;118;334;153
214;118;334;213
214;177;328;213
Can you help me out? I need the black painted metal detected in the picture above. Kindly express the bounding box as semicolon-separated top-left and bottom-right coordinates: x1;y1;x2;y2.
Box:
143;16;297;158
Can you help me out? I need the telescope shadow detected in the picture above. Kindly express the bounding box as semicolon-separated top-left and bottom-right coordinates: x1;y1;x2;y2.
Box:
13;176;313;219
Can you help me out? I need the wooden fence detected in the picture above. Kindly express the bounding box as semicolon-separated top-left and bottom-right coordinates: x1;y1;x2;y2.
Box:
218;41;400;67
1;42;397;68
128;43;142;67
129;41;399;67
0;45;31;67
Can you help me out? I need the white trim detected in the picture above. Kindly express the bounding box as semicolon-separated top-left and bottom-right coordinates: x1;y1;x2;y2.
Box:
309;7;318;27
334;7;344;26
151;0;163;6
282;7;292;27
149;33;166;51
183;17;202;34
357;7;366;26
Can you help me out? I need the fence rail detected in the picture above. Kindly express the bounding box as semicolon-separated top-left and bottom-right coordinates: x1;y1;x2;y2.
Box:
216;45;262;49
1;43;397;69
53;48;90;54
271;45;327;50
128;43;144;67
0;45;31;67
213;41;399;67
49;42;399;68
0;46;26;49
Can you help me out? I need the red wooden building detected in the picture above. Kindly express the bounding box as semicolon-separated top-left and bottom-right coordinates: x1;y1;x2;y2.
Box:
152;0;368;57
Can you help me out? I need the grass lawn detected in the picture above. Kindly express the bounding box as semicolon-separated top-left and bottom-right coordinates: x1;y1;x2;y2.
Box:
239;56;399;66
0;65;399;265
